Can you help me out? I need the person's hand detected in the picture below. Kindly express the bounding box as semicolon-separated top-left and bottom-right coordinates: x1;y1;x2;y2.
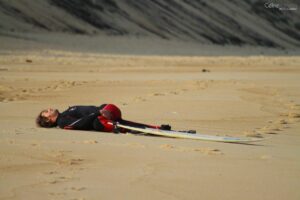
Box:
160;124;171;130
100;109;113;120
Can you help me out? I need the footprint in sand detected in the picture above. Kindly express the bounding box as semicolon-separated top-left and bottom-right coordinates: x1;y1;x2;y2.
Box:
287;103;300;110
126;143;146;148
168;91;179;95
83;140;98;144
243;131;264;138
48;192;66;196
46;151;84;166
2;97;14;102
70;186;86;191
48;179;60;184
57;176;73;180
257;126;280;135
265;124;283;131
276;119;289;124
150;93;165;96
280;111;300;122
44;171;58;175
47;175;74;185
160;144;175;150
273;119;290;129
134;96;147;102
30;143;40;147
68;158;84;165
263;131;278;135
288;112;300;119
7;139;15;144
159;144;223;155
193;148;223;155
194;80;210;90
0;68;8;71
14;128;25;134
260;155;272;160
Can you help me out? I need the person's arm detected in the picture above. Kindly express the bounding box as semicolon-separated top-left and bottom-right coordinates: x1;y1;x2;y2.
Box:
93;116;115;132
58;113;98;130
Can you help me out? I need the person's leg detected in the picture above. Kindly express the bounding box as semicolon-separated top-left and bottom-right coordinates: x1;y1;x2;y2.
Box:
99;104;171;131
119;119;171;130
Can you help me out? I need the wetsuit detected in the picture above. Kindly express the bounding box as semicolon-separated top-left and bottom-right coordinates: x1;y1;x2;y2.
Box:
56;104;107;131
56;104;170;132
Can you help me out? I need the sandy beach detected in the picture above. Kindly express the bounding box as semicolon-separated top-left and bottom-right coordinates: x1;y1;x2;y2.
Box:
1;0;300;199
0;51;300;200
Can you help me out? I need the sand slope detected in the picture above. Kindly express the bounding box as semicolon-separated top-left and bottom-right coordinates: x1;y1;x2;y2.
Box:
0;0;299;49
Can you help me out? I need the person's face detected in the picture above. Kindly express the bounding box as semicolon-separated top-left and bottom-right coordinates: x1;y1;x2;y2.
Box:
41;108;59;123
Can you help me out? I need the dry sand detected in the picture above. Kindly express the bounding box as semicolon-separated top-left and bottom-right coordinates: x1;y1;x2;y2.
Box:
0;51;300;200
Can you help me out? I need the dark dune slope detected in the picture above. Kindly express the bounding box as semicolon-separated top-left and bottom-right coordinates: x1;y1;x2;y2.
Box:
0;0;299;48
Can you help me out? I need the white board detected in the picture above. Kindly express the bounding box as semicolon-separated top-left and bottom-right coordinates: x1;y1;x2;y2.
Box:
116;123;263;143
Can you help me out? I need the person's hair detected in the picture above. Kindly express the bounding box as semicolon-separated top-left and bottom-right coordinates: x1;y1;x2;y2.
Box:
36;110;57;128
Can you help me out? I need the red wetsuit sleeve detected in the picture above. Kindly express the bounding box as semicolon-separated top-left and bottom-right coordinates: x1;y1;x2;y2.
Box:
97;116;114;132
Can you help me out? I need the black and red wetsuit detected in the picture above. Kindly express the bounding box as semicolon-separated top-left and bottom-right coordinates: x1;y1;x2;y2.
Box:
56;104;165;132
56;104;107;131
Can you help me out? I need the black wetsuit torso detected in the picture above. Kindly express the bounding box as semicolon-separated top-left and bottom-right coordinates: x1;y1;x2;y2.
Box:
56;104;106;130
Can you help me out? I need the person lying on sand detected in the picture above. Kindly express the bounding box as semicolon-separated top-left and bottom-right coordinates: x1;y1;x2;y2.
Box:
36;104;171;133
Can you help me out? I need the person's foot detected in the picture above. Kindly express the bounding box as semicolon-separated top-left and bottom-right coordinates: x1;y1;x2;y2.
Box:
160;124;171;130
186;130;196;134
179;130;196;134
113;123;120;134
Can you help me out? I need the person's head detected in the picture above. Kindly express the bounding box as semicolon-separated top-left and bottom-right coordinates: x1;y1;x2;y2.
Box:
36;108;59;128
